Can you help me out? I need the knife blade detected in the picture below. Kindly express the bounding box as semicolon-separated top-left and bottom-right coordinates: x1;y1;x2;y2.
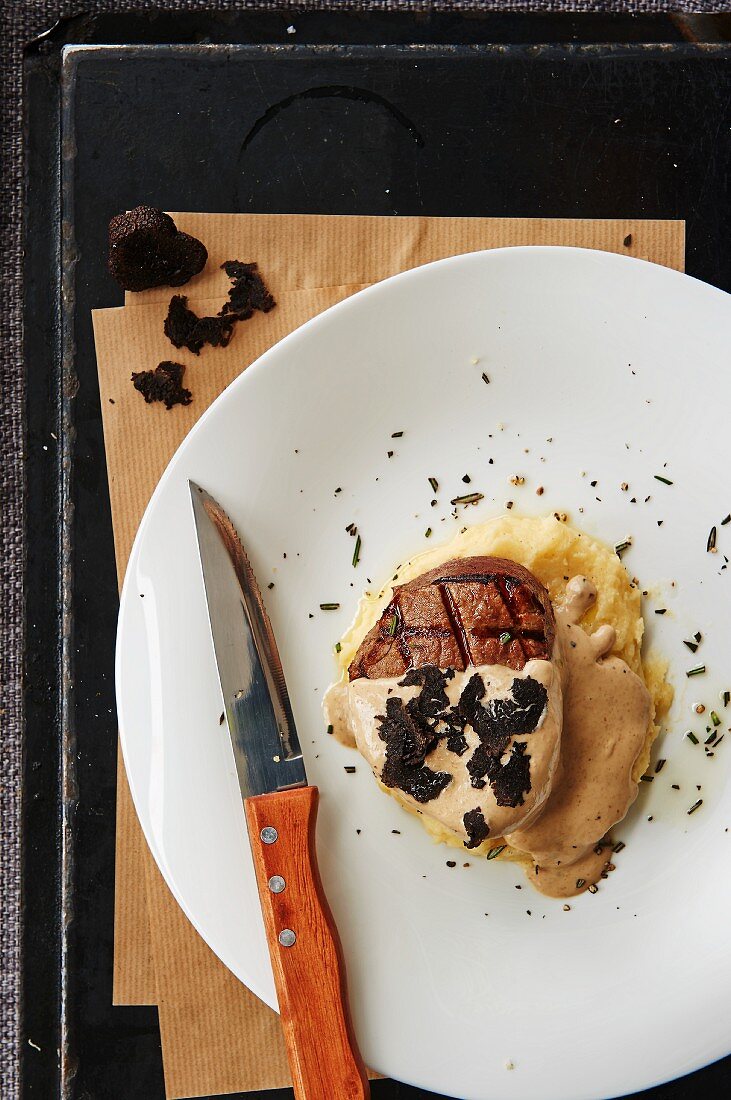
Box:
189;480;306;796
189;481;369;1100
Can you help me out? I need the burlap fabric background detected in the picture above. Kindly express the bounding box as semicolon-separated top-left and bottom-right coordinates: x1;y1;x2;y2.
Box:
0;1;724;1097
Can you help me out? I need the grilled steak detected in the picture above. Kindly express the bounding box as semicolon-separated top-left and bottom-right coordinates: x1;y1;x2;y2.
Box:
349;556;555;681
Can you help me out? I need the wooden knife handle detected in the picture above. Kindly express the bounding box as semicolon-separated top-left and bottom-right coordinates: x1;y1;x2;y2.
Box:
245;786;370;1100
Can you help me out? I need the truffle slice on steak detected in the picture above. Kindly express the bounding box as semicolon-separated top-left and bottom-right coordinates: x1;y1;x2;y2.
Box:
349;556;556;681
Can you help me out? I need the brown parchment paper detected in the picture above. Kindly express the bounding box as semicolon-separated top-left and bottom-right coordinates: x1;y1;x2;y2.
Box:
94;214;684;1099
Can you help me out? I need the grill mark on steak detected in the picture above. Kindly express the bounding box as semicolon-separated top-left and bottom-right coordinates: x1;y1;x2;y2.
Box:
349;556;555;681
439;584;473;668
391;599;410;668
495;574;527;664
429;571;525;587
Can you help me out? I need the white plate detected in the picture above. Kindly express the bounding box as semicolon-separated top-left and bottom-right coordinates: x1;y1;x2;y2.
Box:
117;247;731;1100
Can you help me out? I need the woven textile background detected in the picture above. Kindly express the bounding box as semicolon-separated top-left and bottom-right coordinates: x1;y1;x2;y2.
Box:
0;1;724;1097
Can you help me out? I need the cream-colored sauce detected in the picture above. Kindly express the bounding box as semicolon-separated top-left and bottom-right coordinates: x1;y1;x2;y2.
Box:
325;660;563;843
506;576;651;896
526;846;611;900
325;683;357;749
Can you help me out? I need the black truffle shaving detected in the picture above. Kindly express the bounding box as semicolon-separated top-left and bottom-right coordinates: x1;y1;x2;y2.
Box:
463;808;490;849
399;665;454;718
400;666;471;755
461;674;548;758
485;743;532;807
164;295;236;355
108;206;207;292
463;676;546;804
510;676;549;725
381;696;435;768
377;696;452;803
131;361;192;409
466;746;489;789
444;729;469;756
458;675;509;757
374;666;546;807
220;260;276;319
381;755;452;804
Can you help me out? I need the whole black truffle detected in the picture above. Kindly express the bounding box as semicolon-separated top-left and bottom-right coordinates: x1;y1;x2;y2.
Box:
108;206;207;292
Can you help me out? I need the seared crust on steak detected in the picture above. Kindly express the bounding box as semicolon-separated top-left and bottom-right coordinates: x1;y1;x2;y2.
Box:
349;556;555;681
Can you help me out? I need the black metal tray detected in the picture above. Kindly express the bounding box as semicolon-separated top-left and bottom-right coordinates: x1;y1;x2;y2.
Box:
23;11;731;1100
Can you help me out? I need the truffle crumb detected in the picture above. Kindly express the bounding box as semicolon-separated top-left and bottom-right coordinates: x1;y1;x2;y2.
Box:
164;295;236;354
162;261;276;354
220;260;276;319
131;361;192;409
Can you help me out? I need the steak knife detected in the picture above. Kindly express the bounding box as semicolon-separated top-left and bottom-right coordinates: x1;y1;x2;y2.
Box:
189;481;369;1100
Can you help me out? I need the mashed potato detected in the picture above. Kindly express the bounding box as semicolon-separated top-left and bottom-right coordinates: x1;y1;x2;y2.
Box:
333;514;673;858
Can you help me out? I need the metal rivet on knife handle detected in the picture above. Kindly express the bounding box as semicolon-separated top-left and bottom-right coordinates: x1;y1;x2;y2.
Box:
268;875;286;894
278;928;296;947
260;826;278;844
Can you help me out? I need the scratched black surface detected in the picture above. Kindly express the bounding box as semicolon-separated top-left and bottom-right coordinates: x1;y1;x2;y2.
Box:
23;12;731;1100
